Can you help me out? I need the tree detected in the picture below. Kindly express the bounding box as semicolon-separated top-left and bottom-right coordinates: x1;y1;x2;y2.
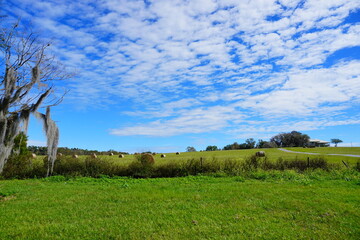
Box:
223;142;239;150
256;139;266;148
205;145;218;151
12;132;29;156
256;139;278;148
331;139;343;147
0;21;69;176
270;131;310;147
186;146;196;152
245;138;256;149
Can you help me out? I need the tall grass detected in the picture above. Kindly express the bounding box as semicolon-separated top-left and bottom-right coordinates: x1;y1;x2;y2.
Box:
2;152;355;179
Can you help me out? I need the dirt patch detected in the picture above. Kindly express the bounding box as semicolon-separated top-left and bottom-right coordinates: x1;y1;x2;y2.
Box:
0;194;16;201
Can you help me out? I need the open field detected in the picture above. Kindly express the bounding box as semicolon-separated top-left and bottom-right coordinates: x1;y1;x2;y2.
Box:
1;174;360;239
36;147;360;166
3;147;357;179
286;147;360;156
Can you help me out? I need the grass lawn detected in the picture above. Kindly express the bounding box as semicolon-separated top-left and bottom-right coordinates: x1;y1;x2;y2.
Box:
1;175;360;239
286;147;360;156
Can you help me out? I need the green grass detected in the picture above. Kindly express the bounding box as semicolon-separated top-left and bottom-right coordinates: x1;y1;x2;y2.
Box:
5;148;356;179
286;147;360;155
36;147;360;166
1;174;360;239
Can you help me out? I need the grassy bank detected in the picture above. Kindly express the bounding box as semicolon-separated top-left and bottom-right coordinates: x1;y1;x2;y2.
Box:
1;173;359;239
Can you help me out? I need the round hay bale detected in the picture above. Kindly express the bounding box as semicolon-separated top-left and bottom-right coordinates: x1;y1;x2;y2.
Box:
57;153;63;157
152;152;156;156
109;152;114;156
31;153;37;159
72;154;79;159
140;153;155;164
91;153;97;158
161;154;166;158
176;152;180;155
119;154;125;158
255;151;265;157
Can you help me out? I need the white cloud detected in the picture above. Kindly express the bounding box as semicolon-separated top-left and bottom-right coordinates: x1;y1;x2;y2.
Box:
4;0;360;137
28;140;46;147
110;105;243;136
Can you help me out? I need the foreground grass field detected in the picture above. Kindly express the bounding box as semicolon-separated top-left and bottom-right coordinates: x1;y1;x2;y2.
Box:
1;173;360;239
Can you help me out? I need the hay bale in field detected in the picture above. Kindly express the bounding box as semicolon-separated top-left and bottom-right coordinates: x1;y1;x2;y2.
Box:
109;152;114;156
161;154;166;158
72;154;79;158
176;152;180;155
119;154;124;158
31;153;37;159
140;153;155;164
255;151;265;157
57;153;63;157
91;153;97;158
152;152;156;156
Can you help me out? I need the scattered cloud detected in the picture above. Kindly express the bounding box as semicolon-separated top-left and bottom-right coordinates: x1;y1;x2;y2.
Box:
4;0;360;138
27;140;46;147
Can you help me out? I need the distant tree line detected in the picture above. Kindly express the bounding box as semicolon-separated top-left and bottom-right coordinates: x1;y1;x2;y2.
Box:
203;131;314;151
28;146;129;156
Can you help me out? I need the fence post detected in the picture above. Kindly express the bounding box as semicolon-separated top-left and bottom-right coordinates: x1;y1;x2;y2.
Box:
307;157;310;168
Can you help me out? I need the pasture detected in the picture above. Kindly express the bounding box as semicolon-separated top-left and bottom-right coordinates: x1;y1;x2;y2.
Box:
1;174;360;239
1;148;360;239
3;147;356;179
41;147;360;166
286;147;360;156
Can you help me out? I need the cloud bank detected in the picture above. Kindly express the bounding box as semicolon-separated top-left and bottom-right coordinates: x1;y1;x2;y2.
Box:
5;0;360;138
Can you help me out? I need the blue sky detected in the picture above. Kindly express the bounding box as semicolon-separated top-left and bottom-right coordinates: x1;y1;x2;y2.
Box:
3;0;360;152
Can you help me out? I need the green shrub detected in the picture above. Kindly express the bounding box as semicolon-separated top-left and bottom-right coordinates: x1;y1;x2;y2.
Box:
2;153;34;179
53;156;85;176
243;155;262;170
203;158;222;173
128;161;154;178
355;160;360;172
84;157;115;177
223;159;241;175
308;157;328;170
154;162;184;178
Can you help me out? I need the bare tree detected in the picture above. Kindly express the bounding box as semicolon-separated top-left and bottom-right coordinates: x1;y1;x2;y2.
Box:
0;21;69;176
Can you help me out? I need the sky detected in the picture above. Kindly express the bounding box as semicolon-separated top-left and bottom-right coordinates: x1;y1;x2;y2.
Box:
2;0;360;153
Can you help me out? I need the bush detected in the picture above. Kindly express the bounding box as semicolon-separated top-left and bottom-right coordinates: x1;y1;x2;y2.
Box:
84;157;115;177
355;160;360;172
2;153;34;179
243;155;262;170
180;158;221;176
53;156;85;176
308;157;328;170
128;154;156;178
154;162;184;178
223;159;242;175
128;161;154;178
